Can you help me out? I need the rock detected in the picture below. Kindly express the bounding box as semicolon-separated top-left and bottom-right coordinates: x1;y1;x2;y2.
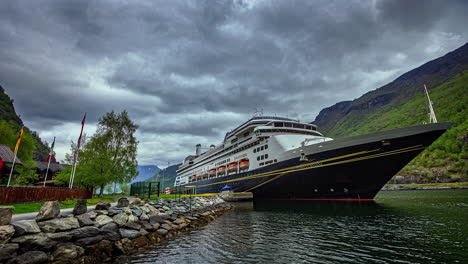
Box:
87;211;97;219
0;243;19;261
174;218;185;225
119;228;141;239
37;217;80;233
117;197;129;208
0;225;15;244
76;214;94;226
159;213;170;220
46;232;72;242
152;223;160;230
131;206;143;217
156;229;168;235
123;207;132;215
139;229;149;236
128;215;139;223
149;215;165;225
107;208;122;216
13;250;48;264
73;199;87;215
131;198;142;205
52;243;84;261
178;223;188;229
161;224;172;231
76;235;103;245
94;210;109;215
143;205;160;216
100;222;121;241
139;221;153;230
162;206;171;211
140;212;149;221
11;234;56;250
201;211;211;217
11;220;41;237
95;215;113;227
70;226;100;239
0;207;14;225
35;201;60;222
124;222;142;230
113;213;129;226
95;201;111;210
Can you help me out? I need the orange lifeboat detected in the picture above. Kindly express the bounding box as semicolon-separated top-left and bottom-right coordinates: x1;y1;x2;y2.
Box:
217;166;226;175
239;160;249;170
227;162;238;172
209;169;217;177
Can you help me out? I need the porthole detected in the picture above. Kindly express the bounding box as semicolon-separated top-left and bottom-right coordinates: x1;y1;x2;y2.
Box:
257;157;260;161
265;154;268;159
254;149;256;153
260;146;264;151
265;144;268;149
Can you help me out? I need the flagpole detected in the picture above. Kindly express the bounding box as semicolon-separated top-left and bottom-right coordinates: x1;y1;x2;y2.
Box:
70;152;79;189
43;157;52;187
7;155;17;187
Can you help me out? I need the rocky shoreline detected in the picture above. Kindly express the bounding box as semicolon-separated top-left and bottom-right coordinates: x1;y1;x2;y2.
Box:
381;185;468;191
0;196;232;264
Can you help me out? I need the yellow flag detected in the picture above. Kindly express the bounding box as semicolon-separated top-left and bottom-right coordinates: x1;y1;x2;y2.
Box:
13;127;24;155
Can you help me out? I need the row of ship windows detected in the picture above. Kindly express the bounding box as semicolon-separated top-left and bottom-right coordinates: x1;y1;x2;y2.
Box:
215;158;231;166
253;144;268;153
257;154;269;161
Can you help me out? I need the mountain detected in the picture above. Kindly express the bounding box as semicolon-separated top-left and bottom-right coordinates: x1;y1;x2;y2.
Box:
133;165;161;183
0;85;49;160
144;163;181;189
312;43;468;183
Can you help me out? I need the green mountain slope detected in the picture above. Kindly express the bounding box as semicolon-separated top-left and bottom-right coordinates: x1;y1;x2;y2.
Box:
144;164;181;189
312;49;468;183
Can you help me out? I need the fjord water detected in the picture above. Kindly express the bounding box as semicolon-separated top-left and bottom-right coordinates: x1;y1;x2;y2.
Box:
119;190;468;264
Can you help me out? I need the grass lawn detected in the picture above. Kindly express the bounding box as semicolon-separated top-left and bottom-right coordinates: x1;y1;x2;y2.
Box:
385;182;468;188
0;197;115;215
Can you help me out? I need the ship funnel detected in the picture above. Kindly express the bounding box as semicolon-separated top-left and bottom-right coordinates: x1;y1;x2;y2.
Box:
196;144;201;156
210;144;215;150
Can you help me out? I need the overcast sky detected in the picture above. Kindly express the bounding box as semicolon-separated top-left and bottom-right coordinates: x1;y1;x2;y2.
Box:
1;0;467;167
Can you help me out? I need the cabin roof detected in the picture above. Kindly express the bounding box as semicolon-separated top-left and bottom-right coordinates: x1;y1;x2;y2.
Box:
0;144;23;164
36;161;64;172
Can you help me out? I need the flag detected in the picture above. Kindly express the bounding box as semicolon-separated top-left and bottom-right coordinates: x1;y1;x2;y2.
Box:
46;137;56;162
72;113;86;165
13;127;24;155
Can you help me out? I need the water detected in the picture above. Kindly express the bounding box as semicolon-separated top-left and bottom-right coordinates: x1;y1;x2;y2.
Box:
118;190;468;264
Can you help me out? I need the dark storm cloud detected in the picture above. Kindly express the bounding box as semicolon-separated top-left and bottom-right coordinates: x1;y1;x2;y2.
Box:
0;0;467;165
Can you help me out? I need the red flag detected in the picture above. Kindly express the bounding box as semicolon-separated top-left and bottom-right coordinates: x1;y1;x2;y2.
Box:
72;113;86;165
0;157;4;170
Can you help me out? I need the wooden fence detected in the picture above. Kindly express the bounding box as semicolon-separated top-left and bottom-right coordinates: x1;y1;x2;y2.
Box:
0;186;92;204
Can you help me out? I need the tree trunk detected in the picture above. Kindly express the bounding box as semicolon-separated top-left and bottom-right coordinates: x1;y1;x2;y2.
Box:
99;184;105;197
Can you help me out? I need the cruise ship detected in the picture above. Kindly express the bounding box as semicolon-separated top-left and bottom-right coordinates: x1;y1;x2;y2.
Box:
174;116;451;200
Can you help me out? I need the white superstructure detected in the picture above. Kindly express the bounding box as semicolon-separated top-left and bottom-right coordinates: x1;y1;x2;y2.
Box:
175;116;333;186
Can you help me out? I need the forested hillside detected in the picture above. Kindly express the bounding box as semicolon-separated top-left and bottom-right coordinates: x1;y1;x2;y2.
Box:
0;85;51;184
144;164;181;189
312;44;468;183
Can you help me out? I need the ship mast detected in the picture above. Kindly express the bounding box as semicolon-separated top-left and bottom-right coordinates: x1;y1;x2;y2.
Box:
423;84;438;123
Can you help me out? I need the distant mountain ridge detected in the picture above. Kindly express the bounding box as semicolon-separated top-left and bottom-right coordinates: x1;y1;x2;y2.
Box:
144;163;181;189
133;165;161;183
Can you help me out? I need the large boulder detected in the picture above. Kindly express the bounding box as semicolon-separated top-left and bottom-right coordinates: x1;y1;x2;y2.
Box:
37;218;80;233
149;215;165;225
76;235;103;245
95;215;113;227
0;207;14;225
11;234;56;251
35;201;60;222
52;243;84;261
12;250;48;264
76;214;94;226
117;197;129;208
73;199;87;215
95;201;111;211
11;220;41;237
112;213;129;226
0;243;19;261
131;198;142;205
70;226;100;239
99;222;121;241
0;225;15;244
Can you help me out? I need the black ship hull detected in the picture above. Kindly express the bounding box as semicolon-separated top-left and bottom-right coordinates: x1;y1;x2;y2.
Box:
178;122;451;200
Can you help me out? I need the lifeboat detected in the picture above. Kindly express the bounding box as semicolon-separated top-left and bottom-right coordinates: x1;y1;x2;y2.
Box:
209;169;217;177
217;166;226;175
227;162;238;172
239;160;249;170
191;175;197;182
201;171;209;179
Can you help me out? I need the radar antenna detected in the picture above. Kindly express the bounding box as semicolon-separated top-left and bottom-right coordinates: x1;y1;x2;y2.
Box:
423;84;438;123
